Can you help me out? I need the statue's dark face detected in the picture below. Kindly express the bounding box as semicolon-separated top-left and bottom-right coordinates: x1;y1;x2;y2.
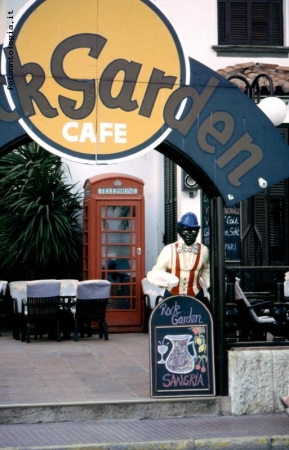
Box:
177;225;200;246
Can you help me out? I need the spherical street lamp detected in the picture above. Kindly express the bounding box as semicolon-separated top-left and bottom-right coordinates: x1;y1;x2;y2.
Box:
257;97;287;126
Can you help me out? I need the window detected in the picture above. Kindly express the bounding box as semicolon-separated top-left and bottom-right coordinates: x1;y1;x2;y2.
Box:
163;157;177;245
218;0;283;45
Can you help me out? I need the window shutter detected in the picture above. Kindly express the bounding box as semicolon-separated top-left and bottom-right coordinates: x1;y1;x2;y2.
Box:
230;1;248;44
251;2;269;44
246;128;289;266
218;0;283;45
218;1;227;43
268;183;286;264
272;1;284;44
248;182;287;266
164;158;177;245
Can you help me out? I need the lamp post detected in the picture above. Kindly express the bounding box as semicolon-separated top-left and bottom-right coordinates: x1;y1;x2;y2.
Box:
227;73;287;126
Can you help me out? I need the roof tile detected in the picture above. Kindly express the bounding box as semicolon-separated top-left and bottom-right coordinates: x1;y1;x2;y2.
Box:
275;66;289;73
217;61;289;95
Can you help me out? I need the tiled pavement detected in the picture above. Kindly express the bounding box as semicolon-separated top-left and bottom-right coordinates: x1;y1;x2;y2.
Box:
0;331;150;404
0;330;289;450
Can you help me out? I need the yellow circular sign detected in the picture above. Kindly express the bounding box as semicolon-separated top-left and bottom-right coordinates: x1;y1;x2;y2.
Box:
5;0;189;163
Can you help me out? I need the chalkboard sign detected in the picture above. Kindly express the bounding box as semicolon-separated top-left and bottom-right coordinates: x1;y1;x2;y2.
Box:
149;295;215;398
202;193;241;262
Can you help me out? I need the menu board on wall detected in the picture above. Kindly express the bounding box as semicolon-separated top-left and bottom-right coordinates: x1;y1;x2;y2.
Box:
201;193;241;262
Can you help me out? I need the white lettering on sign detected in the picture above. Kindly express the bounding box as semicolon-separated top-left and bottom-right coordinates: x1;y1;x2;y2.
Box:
99;123;127;143
62;122;96;143
159;301;203;325
162;373;205;388
98;188;138;194
62;122;127;143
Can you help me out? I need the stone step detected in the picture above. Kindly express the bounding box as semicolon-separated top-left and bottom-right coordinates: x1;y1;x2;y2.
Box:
0;396;231;424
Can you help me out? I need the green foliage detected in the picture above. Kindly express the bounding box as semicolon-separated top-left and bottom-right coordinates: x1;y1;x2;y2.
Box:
0;142;83;280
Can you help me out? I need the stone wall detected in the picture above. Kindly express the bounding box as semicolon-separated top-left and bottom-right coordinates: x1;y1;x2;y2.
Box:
229;348;289;415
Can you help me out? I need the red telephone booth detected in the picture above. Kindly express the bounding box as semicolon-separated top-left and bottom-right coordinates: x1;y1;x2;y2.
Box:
83;174;145;332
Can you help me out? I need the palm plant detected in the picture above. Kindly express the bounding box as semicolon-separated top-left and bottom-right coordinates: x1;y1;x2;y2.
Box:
0;142;83;280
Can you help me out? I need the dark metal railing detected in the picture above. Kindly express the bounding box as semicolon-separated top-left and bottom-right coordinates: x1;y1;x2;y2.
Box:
225;266;289;347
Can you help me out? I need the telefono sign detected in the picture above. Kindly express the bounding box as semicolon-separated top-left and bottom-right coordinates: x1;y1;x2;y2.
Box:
1;0;289;206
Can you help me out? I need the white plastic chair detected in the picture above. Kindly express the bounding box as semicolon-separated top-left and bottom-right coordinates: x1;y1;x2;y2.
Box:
141;278;166;333
234;278;278;341
0;281;8;296
235;279;275;324
141;278;165;309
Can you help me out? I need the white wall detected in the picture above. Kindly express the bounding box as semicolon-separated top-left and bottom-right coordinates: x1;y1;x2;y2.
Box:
0;0;25;32
62;151;165;273
155;0;289;69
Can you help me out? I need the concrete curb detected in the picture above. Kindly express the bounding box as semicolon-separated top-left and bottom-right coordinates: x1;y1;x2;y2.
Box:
2;436;289;450
0;396;231;425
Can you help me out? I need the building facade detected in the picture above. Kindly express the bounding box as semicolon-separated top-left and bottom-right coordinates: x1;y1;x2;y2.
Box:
1;0;289;299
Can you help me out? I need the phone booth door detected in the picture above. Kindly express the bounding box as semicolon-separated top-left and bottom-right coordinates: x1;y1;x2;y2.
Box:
83;175;145;332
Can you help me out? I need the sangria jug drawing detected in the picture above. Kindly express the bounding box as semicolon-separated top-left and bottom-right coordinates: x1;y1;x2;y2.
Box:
164;334;196;374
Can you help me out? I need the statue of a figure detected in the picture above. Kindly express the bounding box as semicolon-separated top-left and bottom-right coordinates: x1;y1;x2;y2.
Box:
151;212;210;302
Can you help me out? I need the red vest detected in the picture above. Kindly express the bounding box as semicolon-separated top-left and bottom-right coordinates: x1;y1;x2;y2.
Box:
168;242;202;296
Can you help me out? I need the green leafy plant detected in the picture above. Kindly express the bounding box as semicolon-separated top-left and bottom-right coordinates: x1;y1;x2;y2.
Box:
0;142;83;280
